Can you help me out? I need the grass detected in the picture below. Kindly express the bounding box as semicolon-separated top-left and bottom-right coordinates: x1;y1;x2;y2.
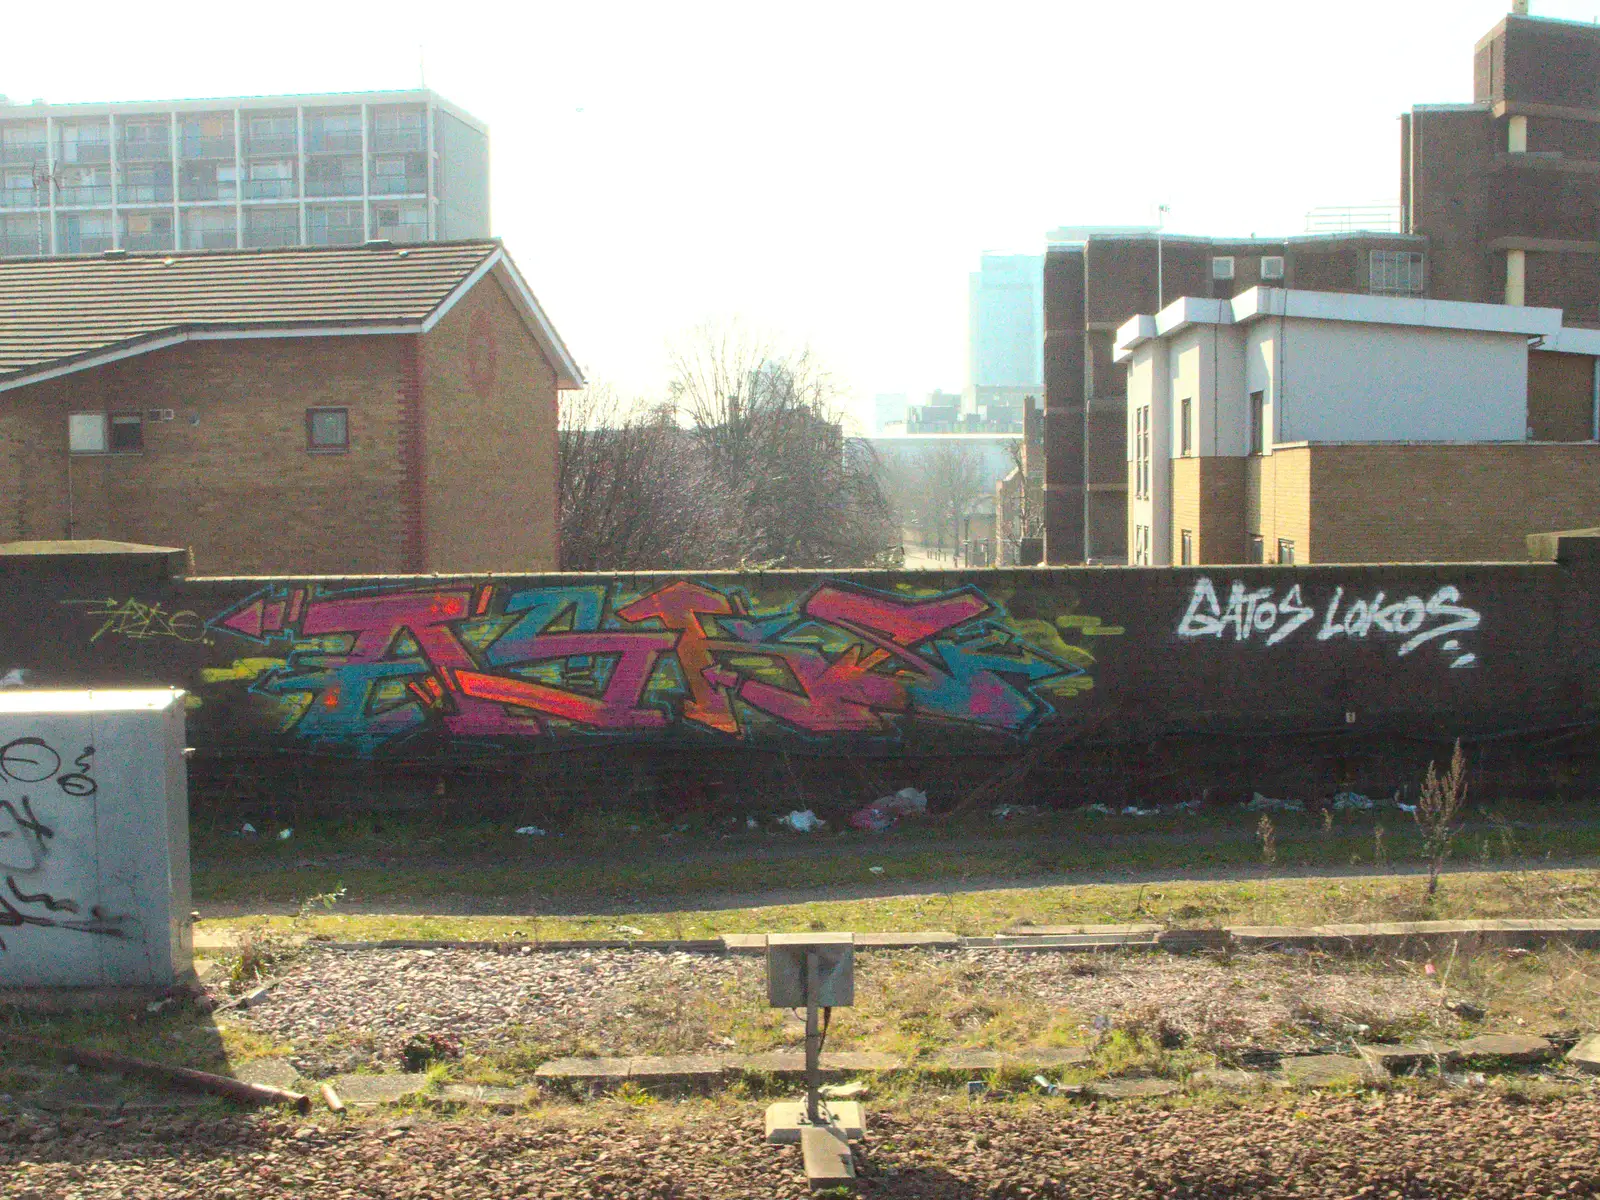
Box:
189;798;1600;914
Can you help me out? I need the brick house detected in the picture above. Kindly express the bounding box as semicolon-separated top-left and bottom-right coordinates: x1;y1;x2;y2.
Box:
0;240;582;573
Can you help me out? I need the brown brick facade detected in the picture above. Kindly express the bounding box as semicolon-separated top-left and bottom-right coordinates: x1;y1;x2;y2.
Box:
1528;349;1597;441
1307;443;1600;562
1171;455;1248;565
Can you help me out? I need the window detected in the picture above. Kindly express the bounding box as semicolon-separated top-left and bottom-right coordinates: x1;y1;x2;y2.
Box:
109;413;144;453
1133;404;1152;499
1260;255;1285;281
1249;390;1266;455
1248;534;1265;564
68;412;107;454
1180;397;1192;456
1370;250;1426;296
1180;529;1194;566
1277;538;1296;565
374;157;407;178
306;407;349;452
1211;255;1235;281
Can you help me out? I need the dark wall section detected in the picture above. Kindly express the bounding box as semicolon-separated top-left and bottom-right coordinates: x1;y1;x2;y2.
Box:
1;558;1595;765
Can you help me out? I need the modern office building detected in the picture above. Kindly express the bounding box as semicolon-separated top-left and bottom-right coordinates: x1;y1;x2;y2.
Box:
0;89;488;258
1116;286;1600;565
1043;6;1600;566
966;253;1042;433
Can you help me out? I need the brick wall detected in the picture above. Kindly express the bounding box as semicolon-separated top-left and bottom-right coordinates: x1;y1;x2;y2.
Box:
0;337;410;574
1245;447;1312;563
1309;442;1600;561
1528;349;1596;440
418;269;560;572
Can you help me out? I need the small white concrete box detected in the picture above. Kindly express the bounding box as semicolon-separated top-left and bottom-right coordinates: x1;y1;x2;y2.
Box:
0;689;191;988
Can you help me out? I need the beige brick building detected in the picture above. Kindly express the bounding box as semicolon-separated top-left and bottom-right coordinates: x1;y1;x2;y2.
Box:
1118;287;1600;564
0;240;582;574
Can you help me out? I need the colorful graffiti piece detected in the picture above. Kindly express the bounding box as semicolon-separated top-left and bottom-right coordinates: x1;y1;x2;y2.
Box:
203;579;1109;755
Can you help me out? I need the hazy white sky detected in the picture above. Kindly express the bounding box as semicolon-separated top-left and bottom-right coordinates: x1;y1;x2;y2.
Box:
4;1;1597;429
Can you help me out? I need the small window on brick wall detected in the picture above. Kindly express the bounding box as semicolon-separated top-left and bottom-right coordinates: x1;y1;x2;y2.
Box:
306;406;349;452
69;411;143;454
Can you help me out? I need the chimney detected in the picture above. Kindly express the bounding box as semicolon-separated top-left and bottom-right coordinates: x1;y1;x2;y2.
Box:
1511;0;1529;13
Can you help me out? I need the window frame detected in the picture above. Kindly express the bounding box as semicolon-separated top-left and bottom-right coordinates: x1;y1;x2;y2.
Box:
1260;255;1285;281
1211;255;1235;281
108;411;145;454
305;406;350;454
1249;390;1266;455
1248;534;1265;564
1180;397;1192;457
68;411;108;455
1180;529;1194;566
1277;538;1296;565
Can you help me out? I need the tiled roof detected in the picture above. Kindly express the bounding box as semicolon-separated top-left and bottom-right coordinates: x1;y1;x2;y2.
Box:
0;240;582;389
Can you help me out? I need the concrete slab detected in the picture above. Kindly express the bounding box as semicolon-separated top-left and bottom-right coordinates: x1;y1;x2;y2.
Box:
1087;1078;1180;1100
326;1074;430;1107
722;934;768;955
438;1084;531;1109
855;932;959;950
938;1049;1004;1071
1567;1033;1600;1075
1454;1034;1554;1063
935;1046;1090;1072
233;1057;300;1091
532;1057;634;1086
626;1055;729;1088
1357;1042;1460;1074
1001;924;1163;938
765;1100;866;1145
982;935;1155;952
1189;1068;1267;1092
801;1124;857;1192
1277;1054;1385;1088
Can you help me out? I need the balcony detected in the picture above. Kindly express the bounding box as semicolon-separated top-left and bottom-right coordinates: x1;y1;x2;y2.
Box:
57;185;112;206
305;130;363;154
184;228;238;250
243;178;297;200
0;140;47;165
305;176;363;198
181;135;236;160
58;142;110;164
61;234;114;254
123;229;175;251
120;139;172;162
371;129;424;153
309;224;363;246
120;184;174;204
0;187;40;209
244;134;297;156
179;182;238;202
375;222;427;244
371;175;426;196
0;234;43;256
242;224;299;248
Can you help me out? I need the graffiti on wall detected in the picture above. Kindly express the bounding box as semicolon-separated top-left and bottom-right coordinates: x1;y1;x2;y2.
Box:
197;579;1119;755
0;737;125;951
63;597;207;644
1177;578;1481;668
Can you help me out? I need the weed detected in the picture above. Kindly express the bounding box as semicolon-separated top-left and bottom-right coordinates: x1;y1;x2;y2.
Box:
1415;743;1469;897
1257;816;1277;870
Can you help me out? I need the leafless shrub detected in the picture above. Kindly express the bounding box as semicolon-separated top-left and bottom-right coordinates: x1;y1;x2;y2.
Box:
1416;741;1469;897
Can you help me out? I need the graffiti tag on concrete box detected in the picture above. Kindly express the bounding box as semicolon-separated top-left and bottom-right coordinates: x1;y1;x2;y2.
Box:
201;578;1117;756
1177;578;1480;668
0;737;125;952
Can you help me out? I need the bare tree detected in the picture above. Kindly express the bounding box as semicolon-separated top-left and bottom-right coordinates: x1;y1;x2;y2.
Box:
666;321;893;568
558;382;732;570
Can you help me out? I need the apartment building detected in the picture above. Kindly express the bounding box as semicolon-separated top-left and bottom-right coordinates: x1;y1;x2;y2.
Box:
1044;7;1600;566
1116;287;1600;565
0;240;581;574
1043;228;1425;563
0;89;487;258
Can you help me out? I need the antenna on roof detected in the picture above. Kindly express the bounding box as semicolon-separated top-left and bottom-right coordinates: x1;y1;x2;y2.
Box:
419;44;426;88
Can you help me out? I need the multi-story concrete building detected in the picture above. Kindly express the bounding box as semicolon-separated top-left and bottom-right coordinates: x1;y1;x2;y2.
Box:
1044;6;1600;566
1116;286;1600;565
0;89;488;258
966;252;1042;433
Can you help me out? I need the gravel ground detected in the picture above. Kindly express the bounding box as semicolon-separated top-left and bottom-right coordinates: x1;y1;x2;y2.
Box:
5;1089;1600;1198
226;946;1454;1075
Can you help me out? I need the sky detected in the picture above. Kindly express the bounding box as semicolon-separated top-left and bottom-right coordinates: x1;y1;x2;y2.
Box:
4;0;1598;432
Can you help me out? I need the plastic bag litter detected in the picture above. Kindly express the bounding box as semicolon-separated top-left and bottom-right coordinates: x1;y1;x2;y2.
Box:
515;825;547;836
868;866;885;874
991;804;1043;819
1330;791;1376;811
277;828;293;840
779;809;825;833
745;816;758;829
1121;805;1160;817
1247;793;1304;812
1084;803;1114;815
1397;802;1418;814
239;823;257;836
850;787;928;831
